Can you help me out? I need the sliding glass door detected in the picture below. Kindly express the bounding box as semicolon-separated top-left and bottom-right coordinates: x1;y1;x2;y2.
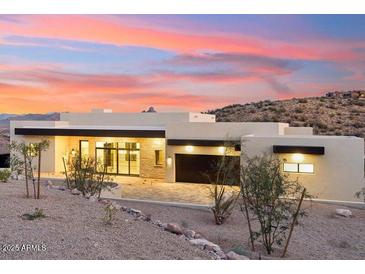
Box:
95;141;140;176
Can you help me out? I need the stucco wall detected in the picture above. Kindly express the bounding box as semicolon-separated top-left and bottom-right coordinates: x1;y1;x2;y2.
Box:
242;135;365;202
60;112;215;126
166;122;289;140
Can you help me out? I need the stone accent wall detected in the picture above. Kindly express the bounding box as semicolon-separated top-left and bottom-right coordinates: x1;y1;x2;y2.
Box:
139;138;166;179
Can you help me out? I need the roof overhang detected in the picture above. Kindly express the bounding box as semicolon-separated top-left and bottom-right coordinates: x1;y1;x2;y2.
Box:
273;145;325;155
14;128;165;138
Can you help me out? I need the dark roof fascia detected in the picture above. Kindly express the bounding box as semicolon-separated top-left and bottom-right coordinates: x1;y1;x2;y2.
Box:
273;145;325;155
14;128;165;138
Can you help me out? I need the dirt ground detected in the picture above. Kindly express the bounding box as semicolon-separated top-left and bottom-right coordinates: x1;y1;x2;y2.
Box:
116;199;365;260
0;181;211;260
1;180;364;260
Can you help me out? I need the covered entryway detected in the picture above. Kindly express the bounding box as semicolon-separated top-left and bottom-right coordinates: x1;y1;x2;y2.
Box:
175;154;240;184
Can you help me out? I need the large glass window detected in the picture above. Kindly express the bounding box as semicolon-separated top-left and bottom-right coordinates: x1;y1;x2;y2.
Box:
96;142;140;175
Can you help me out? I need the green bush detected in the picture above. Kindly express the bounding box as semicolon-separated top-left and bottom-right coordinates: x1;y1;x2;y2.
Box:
21;208;46;220
0;169;11;183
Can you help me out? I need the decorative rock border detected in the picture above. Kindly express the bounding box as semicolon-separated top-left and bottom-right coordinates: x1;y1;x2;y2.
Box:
46;180;250;260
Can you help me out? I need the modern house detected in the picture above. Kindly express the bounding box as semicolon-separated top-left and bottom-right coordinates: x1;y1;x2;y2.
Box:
10;109;364;202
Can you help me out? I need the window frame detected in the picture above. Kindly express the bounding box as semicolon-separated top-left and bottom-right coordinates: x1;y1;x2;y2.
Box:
283;162;314;174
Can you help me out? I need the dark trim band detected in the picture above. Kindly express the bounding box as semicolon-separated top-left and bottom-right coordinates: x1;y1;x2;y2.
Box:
14;128;165;138
167;139;241;151
273;145;325;155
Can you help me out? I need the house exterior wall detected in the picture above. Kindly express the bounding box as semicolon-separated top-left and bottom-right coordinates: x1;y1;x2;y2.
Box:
166;122;289;140
60;112;215;126
284;127;313;135
242;135;364;202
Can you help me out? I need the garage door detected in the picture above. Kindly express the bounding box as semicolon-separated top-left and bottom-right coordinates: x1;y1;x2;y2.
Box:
175;154;240;184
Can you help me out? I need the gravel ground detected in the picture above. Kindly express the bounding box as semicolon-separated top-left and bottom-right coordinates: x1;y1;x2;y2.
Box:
0;181;211;260
115;199;365;260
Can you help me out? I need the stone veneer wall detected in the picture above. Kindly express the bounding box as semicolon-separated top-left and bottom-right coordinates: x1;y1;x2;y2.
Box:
139;138;166;179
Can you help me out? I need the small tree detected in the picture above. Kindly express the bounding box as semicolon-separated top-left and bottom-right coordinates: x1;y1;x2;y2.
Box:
10;140;49;199
240;154;309;255
66;152;113;198
206;144;240;225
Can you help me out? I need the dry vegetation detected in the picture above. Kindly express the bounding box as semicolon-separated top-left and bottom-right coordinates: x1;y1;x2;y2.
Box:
208;96;365;139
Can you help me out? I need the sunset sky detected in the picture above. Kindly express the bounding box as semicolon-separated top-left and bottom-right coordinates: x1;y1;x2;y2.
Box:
1;15;365;113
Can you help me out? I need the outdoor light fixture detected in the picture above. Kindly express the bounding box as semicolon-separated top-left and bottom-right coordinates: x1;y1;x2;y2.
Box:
292;153;304;163
71;149;76;157
167;157;172;166
218;146;225;154
185;145;194;153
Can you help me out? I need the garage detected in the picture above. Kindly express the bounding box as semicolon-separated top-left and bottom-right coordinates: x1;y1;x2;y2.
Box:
175;154;240;184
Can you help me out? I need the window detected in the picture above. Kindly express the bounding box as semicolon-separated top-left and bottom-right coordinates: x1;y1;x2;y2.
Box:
283;163;314;174
155;150;163;166
80;140;89;159
283;163;298;173
299;163;314;173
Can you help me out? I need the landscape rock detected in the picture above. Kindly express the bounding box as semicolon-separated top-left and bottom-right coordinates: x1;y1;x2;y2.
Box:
183;229;196;239
194;232;204;239
215;250;227;260
335;209;352;217
71;188;81;195
46;180;53;187
89;196;98;202
226;251;250;260
165;223;183;235
121;206;128;211
129;208;142;217
111;202;122;210
189;238;219;251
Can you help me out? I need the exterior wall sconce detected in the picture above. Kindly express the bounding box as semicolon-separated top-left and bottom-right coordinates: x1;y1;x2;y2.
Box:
292;153;304;163
185;145;194;153
71;148;76;157
167;157;172;166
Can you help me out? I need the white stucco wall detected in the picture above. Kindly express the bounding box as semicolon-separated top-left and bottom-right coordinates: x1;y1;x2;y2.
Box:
242;135;365;202
166;122;289;140
60;112;215;126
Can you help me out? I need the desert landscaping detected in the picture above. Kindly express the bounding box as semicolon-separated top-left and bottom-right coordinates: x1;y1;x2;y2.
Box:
1;180;364;260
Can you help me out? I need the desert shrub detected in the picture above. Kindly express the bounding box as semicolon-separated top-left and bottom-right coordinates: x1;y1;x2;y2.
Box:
294;107;304;113
103;203;118;225
298;98;308;103
206;145;239;225
21;208;46;220
240;154;309;255
355;187;365;203
0;169;11;183
67;152;114;198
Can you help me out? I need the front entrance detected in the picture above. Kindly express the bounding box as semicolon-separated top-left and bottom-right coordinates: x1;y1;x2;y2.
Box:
94;141;140;176
175;154;240;184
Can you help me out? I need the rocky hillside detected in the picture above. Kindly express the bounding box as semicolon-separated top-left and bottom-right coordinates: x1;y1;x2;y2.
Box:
208;96;365;139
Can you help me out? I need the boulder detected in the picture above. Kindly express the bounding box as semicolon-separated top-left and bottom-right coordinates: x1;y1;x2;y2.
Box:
335;209;352;217
226;251;249;260
46;180;53;187
194;232;204;239
165;223;183;235
129;208;142;217
189;238;219;251
71;188;81;195
89;196;98;202
183;229;196;239
111;202;122;210
121;206;128;211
